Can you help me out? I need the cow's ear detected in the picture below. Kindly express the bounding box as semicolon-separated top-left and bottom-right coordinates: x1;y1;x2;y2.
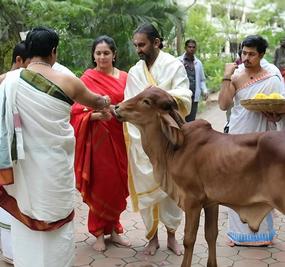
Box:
160;113;184;148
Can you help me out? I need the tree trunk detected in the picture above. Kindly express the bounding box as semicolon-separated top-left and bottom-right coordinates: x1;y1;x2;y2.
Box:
176;23;183;56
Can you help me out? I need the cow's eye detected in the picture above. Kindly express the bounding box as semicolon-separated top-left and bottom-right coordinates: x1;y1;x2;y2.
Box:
143;99;151;105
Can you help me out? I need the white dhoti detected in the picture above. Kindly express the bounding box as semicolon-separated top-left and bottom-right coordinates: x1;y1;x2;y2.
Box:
0;208;13;262
140;197;182;239
0;69;75;266
227;73;285;245
11;219;74;267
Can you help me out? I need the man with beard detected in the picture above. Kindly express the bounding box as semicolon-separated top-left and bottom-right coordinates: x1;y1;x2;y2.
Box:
123;23;191;256
218;35;285;247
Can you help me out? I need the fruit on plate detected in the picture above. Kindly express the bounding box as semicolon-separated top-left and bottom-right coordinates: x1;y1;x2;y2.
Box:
253;92;284;99
267;93;285;99
254;93;267;99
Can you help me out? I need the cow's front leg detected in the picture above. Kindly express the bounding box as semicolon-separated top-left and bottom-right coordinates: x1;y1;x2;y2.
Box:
204;204;218;267
181;203;202;267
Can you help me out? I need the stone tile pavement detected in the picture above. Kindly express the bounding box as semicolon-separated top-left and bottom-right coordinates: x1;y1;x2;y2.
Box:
1;98;285;267
73;201;285;267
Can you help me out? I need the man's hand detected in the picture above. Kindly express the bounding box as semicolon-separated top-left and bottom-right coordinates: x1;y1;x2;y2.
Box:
223;63;238;78
262;111;281;123
202;91;209;101
95;95;111;110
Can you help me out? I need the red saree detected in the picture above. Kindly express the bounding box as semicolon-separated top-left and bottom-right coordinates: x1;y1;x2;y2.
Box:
70;69;128;236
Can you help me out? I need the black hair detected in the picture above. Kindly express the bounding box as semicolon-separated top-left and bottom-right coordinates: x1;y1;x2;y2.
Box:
133;23;164;49
91;35;117;67
25;26;59;58
185;39;196;47
11;41;29;64
241;35;268;54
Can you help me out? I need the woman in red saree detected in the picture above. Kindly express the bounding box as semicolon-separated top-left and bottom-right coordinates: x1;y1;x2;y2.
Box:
70;36;129;251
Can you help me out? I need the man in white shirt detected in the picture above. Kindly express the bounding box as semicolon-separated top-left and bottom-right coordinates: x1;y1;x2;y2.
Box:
124;23;191;256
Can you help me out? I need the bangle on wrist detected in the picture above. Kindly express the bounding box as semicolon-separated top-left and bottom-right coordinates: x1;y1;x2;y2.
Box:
222;77;231;81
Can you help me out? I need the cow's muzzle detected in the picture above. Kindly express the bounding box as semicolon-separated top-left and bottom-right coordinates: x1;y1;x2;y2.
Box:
113;105;124;121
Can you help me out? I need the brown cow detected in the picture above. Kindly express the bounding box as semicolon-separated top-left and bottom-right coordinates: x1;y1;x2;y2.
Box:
114;86;285;267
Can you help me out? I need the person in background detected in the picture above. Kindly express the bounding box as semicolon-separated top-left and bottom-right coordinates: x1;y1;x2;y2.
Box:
178;39;208;122
0;41;30;84
124;23;191;256
273;37;285;80
0;41;30;265
70;35;129;252
0;26;111;267
218;35;285;247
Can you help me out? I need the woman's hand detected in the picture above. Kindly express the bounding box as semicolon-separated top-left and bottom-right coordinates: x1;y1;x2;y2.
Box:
90;108;112;121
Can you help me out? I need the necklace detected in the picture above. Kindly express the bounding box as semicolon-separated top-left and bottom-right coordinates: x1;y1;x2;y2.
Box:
247;68;262;79
96;67;115;76
28;61;51;68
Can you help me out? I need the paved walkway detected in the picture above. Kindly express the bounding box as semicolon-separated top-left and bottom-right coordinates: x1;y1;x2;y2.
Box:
2;97;285;267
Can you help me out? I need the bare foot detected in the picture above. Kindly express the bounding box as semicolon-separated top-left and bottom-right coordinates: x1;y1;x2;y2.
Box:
93;234;106;252
111;231;131;247
144;232;159;256
167;232;182;256
144;238;160;255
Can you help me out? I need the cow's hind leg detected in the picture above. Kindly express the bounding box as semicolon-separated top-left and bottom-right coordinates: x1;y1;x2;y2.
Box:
181;203;202;267
204;204;218;267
